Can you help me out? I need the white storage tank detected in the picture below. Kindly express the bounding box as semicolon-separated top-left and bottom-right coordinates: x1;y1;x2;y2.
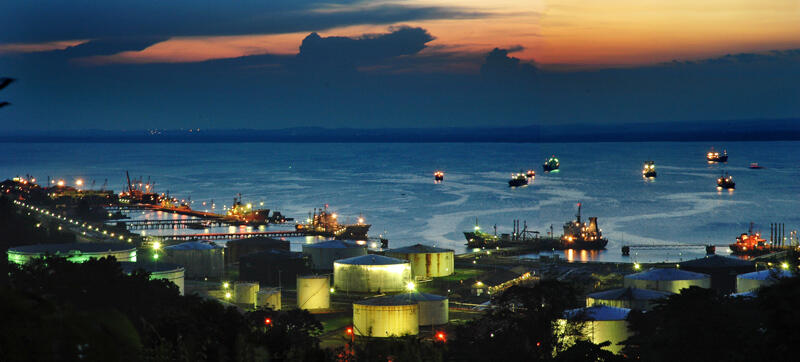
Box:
257;288;282;310
623;268;711;294
297;275;331;310
736;269;792;293
586;287;672;310
121;261;186;295
560;305;631;354
353;297;419;337
334;255;412;293
163;241;225;280
7;243;137;265
302;240;367;270
384;244;454;278
234;282;260;305
378;292;449;326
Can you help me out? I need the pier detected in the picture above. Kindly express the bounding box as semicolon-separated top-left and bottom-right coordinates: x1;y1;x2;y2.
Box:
161;230;305;241
115;219;228;230
622;244;722;256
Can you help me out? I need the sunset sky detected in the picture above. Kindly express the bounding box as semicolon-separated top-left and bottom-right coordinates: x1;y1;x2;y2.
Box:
0;0;798;129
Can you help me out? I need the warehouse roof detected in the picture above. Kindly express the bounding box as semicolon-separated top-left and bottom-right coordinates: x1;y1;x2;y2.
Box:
564;305;631;321
737;269;792;281
335;254;408;265
587;287;672;301
9;242;135;254
625;268;709;281
386;244;453;254
164;241;222;250
681;255;753;269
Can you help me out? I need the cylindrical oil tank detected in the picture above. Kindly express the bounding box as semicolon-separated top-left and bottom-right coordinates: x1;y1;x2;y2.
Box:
586;287;672;310
302;240;367;270
736;269;792;293
226;237;290;265
239;249;311;287
561;305;631;354
163;241;225;280
120;261;186;295
353;297;419;337
257;288;282;310
623;268;711;294
235;282;260;305
7;243;137;265
387;292;449;326
334;255;412;293
384;244;455;278
297;275;330;310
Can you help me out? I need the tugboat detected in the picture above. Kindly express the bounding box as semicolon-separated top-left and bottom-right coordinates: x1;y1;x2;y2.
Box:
706;148;728;162
224;193;270;225
642;161;657;178
526;170;536;178
295;205;371;240
434;171;445;181
543;155;560;172
560;203;608;250
729;222;772;255
508;173;528;187
717;172;735;190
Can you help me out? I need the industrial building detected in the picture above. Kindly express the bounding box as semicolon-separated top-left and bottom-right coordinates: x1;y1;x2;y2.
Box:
352;297;419;337
225;237;289;265
163;241;225;280
297;275;331;310
120;261;186;295
623;268;711;294
561;305;632;354
680;255;754;293
7;242;137;265
239;249;311;287
586;287;672;310
333;254;412;293
384;244;455;278
302;240;366;270
736;269;792;293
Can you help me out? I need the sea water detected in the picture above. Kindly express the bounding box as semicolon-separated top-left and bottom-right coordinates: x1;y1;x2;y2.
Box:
2;141;798;263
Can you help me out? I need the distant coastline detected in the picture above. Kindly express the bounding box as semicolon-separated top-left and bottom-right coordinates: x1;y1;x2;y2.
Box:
1;118;798;143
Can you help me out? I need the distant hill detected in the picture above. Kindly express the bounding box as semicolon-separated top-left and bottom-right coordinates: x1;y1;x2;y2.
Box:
1;118;798;143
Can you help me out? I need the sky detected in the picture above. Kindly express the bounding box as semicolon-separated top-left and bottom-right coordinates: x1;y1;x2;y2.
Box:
0;0;798;130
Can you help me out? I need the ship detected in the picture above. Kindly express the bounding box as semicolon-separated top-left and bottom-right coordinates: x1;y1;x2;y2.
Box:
729;222;772;255
749;163;764;169
159;193;192;212
118;171;161;205
434;171;445;181
295;205;370;240
706;148;728;162
642;161;657;178
508;173;528;187
543;155;560;172
224;194;270;225
560;203;608;250
717;172;735;190
463;219;555;249
526;170;536;178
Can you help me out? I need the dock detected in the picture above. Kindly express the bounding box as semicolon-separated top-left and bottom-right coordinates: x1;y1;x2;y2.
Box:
161;230;305;241
622;244;723;255
114;219;228;230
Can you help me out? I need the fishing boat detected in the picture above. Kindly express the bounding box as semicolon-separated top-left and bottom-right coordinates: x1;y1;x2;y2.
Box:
706;148;728;162
642;160;657;178
526;170;536;178
560;203;608;250
508;173;528;187
434;171;445;181
749;163;764;169
543;155;560;172
717;172;735;190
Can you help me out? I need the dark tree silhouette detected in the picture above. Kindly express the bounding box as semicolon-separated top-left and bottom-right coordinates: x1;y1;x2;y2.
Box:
0;77;14;108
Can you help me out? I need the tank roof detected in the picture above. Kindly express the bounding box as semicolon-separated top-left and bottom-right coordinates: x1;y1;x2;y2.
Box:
354;293;439;306
386;243;453;254
298;274;330;279
120;261;184;273
303;240;364;249
164;241;222;250
737;269;792;281
681;255;753;269
625;268;710;281
587;287;672;301
564;305;631;321
335;254;408;265
228;236;287;245
9;242;135;254
240;249;304;260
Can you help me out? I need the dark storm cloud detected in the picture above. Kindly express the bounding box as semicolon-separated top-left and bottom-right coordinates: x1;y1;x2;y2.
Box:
291;26;435;73
480;48;537;81
46;37;169;58
0;1;488;43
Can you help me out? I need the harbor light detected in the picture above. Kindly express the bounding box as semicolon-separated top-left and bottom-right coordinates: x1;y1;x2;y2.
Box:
153;253;159;260
634;263;641;270
152;241;161;250
75;179;83;186
781;262;789;270
406;281;416;291
225;292;232;299
330;287;335;293
57;180;64;186
223;282;230;289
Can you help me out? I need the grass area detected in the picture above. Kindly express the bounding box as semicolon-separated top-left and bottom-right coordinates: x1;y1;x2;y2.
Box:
317;313;352;333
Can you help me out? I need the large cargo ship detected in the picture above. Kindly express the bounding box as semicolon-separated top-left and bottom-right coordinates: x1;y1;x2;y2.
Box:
464;219;559;249
224;194;270;225
119;171;161;205
295;205;371;240
560;203;608;250
729;223;772;256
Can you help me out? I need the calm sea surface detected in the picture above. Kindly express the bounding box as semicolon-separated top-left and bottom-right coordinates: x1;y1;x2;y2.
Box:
3;141;798;263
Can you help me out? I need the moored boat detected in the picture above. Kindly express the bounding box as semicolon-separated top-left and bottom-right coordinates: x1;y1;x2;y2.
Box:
706;148;728;162
717;172;735;190
642;160;657;178
508;173;528;187
543;155;560;172
560;203;608;250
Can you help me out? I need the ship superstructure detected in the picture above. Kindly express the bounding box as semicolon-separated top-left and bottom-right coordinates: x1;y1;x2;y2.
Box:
295;205;370;240
560;203;608;250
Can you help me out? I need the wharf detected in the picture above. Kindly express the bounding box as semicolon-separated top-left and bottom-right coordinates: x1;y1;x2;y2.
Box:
161;230;304;241
115;219;228;230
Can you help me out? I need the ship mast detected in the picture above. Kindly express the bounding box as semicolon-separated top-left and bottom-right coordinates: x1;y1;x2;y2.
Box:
576;203;582;224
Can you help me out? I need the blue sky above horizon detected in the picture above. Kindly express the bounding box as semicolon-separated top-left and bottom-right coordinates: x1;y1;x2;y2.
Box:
0;1;798;130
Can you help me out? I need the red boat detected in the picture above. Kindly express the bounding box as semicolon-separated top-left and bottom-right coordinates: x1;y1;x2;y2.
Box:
729;223;772;255
749;163;764;169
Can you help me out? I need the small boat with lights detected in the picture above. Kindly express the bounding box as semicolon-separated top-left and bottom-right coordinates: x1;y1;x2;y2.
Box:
706;148;728;162
717;172;735;190
543;155;560;172
526;170;536;178
434;171;444;181
508;173;528;187
642;161;657;178
560;203;608;250
749;163;764;169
